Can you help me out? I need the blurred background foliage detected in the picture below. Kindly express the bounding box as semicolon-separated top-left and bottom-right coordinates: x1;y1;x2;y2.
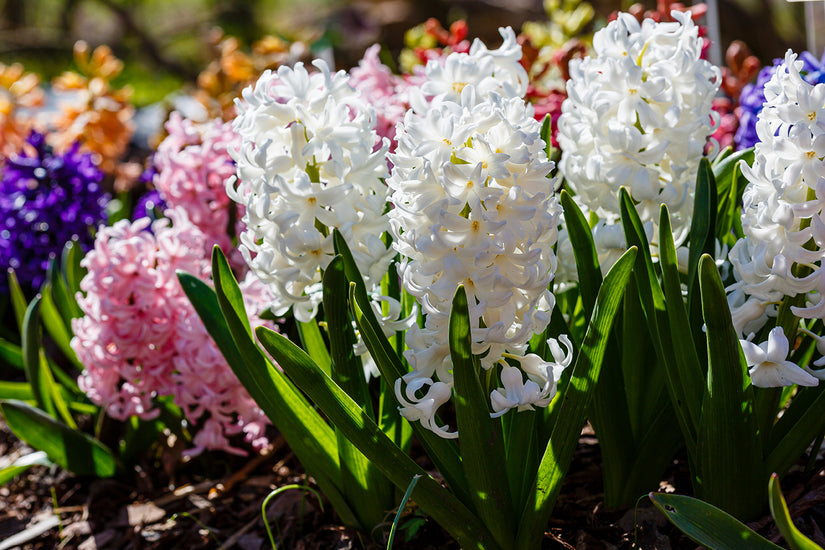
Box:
0;0;808;107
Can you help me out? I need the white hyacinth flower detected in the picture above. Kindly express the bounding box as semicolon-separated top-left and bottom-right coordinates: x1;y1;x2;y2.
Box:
726;50;825;385
556;10;720;275
411;27;529;112
389;40;567;436
740;328;817;387
228;60;394;322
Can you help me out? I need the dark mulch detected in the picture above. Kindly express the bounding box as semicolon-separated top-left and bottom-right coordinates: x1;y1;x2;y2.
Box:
2;420;825;550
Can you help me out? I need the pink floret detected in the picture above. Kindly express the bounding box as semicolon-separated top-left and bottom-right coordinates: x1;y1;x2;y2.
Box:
350;44;411;149
72;207;275;456
153;112;243;260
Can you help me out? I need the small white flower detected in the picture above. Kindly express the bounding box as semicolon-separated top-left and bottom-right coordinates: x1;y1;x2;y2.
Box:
740;327;818;387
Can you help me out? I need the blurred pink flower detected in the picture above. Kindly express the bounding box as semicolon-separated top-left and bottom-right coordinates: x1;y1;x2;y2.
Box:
349;45;411;149
153;112;242;260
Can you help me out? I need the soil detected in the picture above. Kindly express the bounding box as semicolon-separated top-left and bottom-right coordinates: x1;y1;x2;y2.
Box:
2;420;825;550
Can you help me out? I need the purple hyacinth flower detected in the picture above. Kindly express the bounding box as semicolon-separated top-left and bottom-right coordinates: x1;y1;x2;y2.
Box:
0;131;108;292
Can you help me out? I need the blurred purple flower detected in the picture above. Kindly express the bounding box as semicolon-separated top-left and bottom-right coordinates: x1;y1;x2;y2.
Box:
0;130;108;291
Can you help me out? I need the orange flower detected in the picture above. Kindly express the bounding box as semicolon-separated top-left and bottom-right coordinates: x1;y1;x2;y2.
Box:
51;41;134;175
0;63;43;156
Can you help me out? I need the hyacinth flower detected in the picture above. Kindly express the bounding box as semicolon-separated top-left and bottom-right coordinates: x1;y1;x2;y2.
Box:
727;49;825;380
152;112;242;264
557;10;720;270
72;207;274;456
349;44;411;150
0;130;107;293
388;31;567;437
228;59;394;323
736;50;825;150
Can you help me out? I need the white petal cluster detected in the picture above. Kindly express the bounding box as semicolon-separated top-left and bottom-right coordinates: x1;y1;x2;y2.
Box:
229;60;394;322
411;27;529;110
740;328;817;387
388;33;567;437
726;51;825;386
557;11;720;260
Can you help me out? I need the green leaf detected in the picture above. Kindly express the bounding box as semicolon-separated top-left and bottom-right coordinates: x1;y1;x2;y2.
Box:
297;320;332;376
324;256;389;529
39;284;84;372
0;400;116;477
0;451;52;486
714;148;753;245
517;247;636;549
180;263;357;526
0;381;34;401
658;206;705;434
334;231;470;503
650;492;782;550
560;190;602;318
211;246;253;338
769;473;822;550
0;338;24;370
61;238;86;298
21;296;54;417
7;269;28;333
620;189;697;454
348;284;471;506
766;385;825;477
46;259;81;325
450;286;515;547
256;326;504;550
698;254;764;520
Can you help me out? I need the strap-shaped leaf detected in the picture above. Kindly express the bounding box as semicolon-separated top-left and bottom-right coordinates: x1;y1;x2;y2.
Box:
769;473;822;550
450;286;515;547
296;320;331;376
687;159;718;361
560;190;601;318
714;148;753;245
61;238;86;298
178;266;358;526
0;451;51;486
765;386;825;477
562;190;636;505
517;247;636;549
22;296;53;416
256;326;503;550
650;491;782;550
620;189;696;453
348;283;471;506
0;381;34;401
658;205;704;433
0;399;116;477
39;283;84;373
686;158;718;295
7;269;28;333
698;254;764;520
335;231;470;503
47;259;81;324
0;338;24;370
211;246;252;338
324;256;390;529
